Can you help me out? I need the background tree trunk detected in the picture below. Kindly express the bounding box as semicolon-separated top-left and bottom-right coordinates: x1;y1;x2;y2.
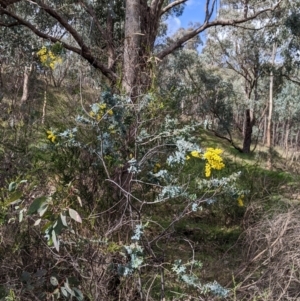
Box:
0;59;3;101
243;108;255;153
20;64;33;104
267;42;276;148
122;0;141;96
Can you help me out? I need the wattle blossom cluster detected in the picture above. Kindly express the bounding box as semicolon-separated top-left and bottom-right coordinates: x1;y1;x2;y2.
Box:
37;46;62;70
89;103;113;121
203;148;225;177
186;148;225;177
46;130;56;143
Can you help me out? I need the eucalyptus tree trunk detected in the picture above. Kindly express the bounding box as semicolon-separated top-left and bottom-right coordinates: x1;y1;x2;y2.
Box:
272;121;276;146
266;42;276;168
122;0;163;97
0;59;3;101
267;42;277;148
123;0;141;96
262;115;267;144
242;108;255;153
20;64;33;104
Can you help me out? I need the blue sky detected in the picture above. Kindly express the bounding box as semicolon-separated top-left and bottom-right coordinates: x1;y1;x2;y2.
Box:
166;0;219;36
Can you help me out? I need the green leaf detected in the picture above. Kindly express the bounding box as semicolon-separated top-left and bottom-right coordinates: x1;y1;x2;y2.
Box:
38;202;48;217
7;190;22;205
64;281;75;296
50;276;58;286
52;230;59;252
41;221;52;233
54;216;66;235
73;287;84;301
28;196;47;215
60;212;68;227
68;208;82;223
19;209;24;222
8;182;17;192
77;196;82;207
34;218;42;226
60;286;69;298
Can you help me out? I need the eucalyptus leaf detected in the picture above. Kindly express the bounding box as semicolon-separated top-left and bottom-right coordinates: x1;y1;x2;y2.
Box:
50;276;58;286
19;210;24;222
77;196;82;207
52;229;59;252
41;221;52;233
54;215;65;235
60;286;69;298
34;218;42;226
60;212;68;227
64;281;75;296
69;208;82;223
8;182;17;192
28;196;47;215
73;287;84;301
38;202;48;217
7;191;22;205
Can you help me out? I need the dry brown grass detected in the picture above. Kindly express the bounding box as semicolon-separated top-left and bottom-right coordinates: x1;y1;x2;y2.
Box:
233;208;300;300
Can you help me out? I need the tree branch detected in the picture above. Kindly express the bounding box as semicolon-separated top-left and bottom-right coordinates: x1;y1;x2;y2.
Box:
156;0;282;60
205;0;216;22
0;7;118;81
282;74;300;85
209;127;243;153
32;0;86;49
78;0;106;37
160;0;188;16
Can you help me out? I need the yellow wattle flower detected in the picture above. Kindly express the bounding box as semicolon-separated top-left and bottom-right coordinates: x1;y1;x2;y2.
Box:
96;113;103;121
186;150;201;160
46;130;56;143
37;46;62;70
205;163;211;177
190;150;202;158
203;148;225;177
237;195;244;207
153;163;161;173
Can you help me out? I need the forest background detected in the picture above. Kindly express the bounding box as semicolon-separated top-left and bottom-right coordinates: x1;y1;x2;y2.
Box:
1;0;300;300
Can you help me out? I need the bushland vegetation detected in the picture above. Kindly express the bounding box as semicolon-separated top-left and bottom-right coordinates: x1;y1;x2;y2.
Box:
1;0;300;300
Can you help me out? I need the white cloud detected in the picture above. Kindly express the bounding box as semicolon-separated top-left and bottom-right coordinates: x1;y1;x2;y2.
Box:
186;0;200;7
165;17;181;36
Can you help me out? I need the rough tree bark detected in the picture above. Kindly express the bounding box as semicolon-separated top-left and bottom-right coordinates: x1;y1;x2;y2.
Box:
122;0;141;95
